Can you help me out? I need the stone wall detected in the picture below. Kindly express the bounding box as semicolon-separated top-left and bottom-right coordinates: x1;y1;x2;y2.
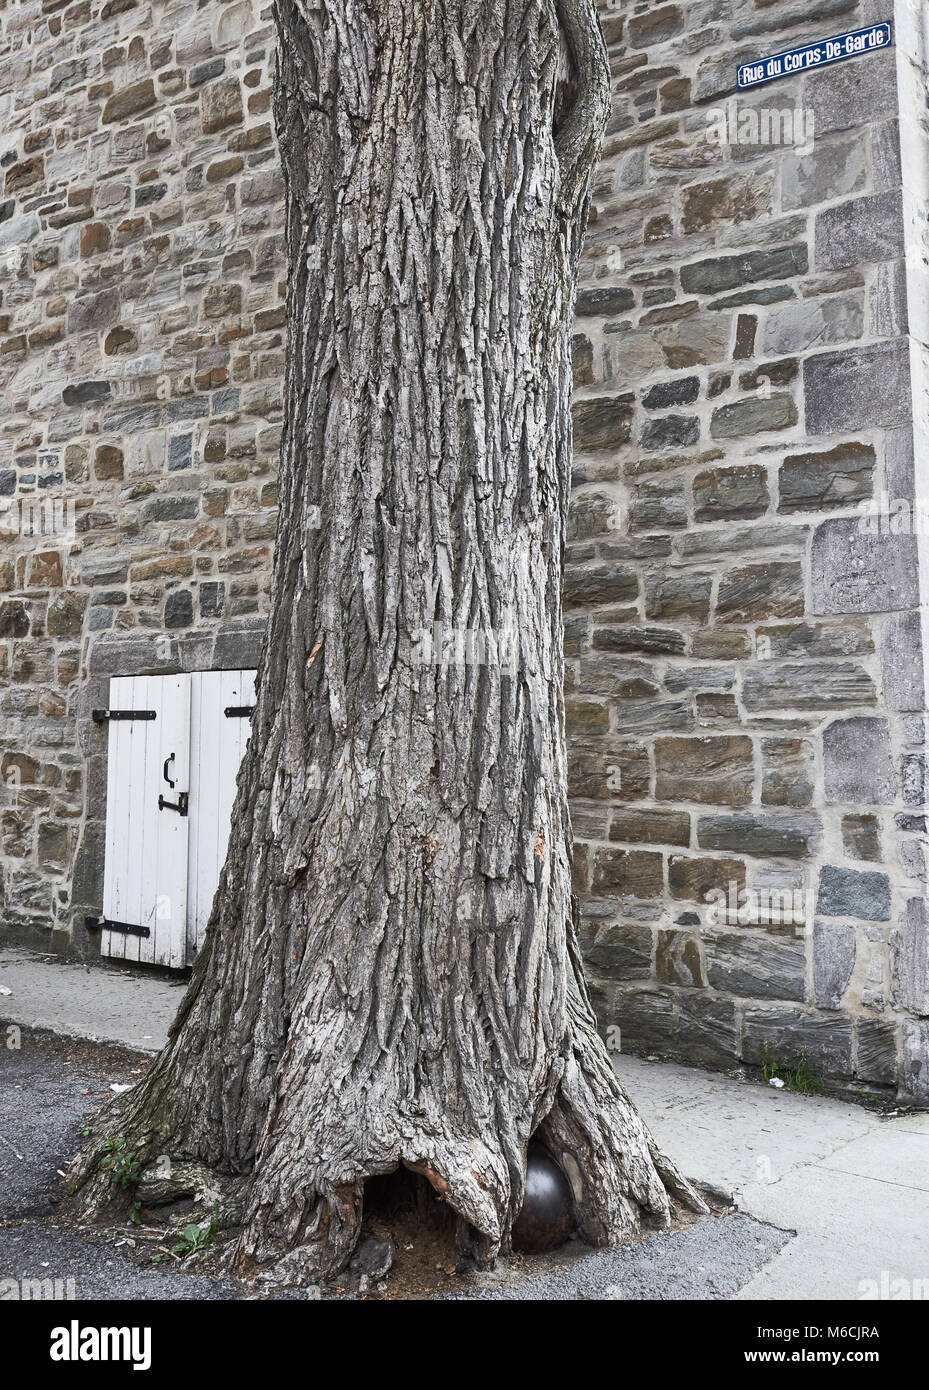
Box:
0;0;285;949
0;0;927;1097
568;0;929;1098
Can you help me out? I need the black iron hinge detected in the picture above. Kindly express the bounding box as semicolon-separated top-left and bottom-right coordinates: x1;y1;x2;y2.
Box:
92;709;157;723
158;792;189;817
224;706;255;719
84;917;151;939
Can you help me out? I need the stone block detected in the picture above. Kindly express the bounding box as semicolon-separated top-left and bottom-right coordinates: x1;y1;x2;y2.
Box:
812;920;856;1008
575;287;635;317
811;518;919;614
668;854;746;902
592;625;686;655
37;822;70;875
584;919;653;981
655;735;754;805
710;393;797;439
140;496;199;524
743;1009;853;1077
609;808;691;847
804;340;911;434
716;562;803;624
869;258;908;337
764;294;862;356
902;1020;929;1099
566;700;609;735
823;717;893;804
892;897;929;1015
572;394;634;449
202;78;244;134
102;78;157;123
612;987;675;1051
574;654;658;700
781;134;867;211
679;244;807;296
805;48;897;133
164;590;193;630
881;610;924;711
815;190;904;271
644;573;712;623
627;4;683;46
640;413;700;452
761;737;814;808
778;441;874;512
681;172;774;235
568;744;649;802
0;601;30;639
841;814;882;862
654;312;731;369
564;562;638;608
88;635;175;676
70;821;106;910
47;593;87;637
675;994;738;1066
656;929;706;987
706;931;806;1001
857;1020;898;1087
213;621;266;669
66;288;119;333
568;491;622;542
628;479;687;531
693;464;769;521
592;848;663;899
817;866;891;921
0;212;39;250
697;813;822;858
642;376;699;410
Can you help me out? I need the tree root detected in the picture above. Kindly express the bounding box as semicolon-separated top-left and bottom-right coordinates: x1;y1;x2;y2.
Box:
66;990;707;1289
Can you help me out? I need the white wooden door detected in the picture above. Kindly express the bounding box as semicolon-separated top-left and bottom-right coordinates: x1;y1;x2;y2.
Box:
101;674;191;968
187;669;256;962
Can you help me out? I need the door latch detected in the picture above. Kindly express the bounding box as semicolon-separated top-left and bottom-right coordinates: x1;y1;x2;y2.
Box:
158;791;189;816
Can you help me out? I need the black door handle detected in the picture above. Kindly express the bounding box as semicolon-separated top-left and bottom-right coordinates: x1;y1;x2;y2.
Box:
163;754;176;788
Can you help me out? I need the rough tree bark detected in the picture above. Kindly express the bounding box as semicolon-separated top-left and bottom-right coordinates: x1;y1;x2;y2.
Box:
70;0;706;1282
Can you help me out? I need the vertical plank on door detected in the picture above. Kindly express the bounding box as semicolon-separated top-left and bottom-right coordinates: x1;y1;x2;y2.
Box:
135;675;160;967
188;671;222;960
101;676;133;963
186;669;256;963
122;674;150;966
151;674;190;968
186;671;202;968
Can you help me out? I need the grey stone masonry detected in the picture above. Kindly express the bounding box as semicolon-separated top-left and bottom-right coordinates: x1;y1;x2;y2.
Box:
0;0;282;954
1;0;928;1101
568;0;929;1100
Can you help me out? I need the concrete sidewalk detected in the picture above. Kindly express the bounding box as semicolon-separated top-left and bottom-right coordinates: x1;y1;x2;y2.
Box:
0;947;185;1053
616;1054;929;1301
3;947;928;1300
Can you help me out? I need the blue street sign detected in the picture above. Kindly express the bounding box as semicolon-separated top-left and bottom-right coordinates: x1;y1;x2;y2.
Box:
737;21;893;90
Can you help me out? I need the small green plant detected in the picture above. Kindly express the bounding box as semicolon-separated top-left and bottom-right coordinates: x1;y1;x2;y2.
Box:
79;1125;93;1138
168;1209;218;1262
128;1201;142;1225
760;1043;823;1095
100;1136;142;1190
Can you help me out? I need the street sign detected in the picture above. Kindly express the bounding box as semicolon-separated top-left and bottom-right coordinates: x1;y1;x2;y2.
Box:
737;21;893;90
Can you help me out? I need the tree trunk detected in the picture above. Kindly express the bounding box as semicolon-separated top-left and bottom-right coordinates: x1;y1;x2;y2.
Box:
70;0;706;1283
